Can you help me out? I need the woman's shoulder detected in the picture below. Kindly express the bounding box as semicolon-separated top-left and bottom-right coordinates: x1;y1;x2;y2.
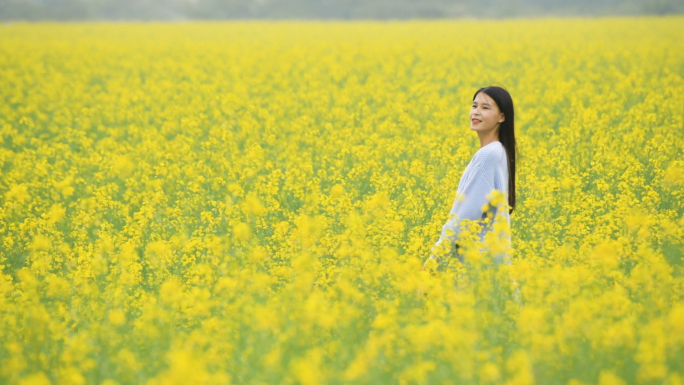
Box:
474;141;506;163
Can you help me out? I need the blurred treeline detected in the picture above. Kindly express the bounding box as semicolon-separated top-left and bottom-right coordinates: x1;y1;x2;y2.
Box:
1;0;682;21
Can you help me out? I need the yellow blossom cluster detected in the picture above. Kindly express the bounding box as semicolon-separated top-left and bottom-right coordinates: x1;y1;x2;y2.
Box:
1;17;683;384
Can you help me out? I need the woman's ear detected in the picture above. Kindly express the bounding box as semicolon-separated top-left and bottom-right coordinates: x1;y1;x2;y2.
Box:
499;113;505;123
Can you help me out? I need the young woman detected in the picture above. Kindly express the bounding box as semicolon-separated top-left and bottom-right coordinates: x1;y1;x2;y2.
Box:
423;86;516;270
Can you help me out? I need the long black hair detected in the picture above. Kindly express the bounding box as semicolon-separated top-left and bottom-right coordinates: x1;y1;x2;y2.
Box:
473;86;516;214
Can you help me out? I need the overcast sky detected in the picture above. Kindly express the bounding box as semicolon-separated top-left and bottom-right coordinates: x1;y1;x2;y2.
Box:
1;0;682;21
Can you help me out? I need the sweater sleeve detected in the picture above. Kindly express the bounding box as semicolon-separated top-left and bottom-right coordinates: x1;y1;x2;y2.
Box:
428;156;497;261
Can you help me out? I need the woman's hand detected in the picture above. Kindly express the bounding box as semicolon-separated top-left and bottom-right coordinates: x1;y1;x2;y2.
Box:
422;255;437;271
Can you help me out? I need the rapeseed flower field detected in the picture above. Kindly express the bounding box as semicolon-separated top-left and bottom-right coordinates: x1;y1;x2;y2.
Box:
1;17;683;384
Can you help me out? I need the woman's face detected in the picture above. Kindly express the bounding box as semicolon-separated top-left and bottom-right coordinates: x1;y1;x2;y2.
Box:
470;91;505;133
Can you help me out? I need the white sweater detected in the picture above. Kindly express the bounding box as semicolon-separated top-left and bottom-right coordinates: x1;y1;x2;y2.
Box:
429;140;511;266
